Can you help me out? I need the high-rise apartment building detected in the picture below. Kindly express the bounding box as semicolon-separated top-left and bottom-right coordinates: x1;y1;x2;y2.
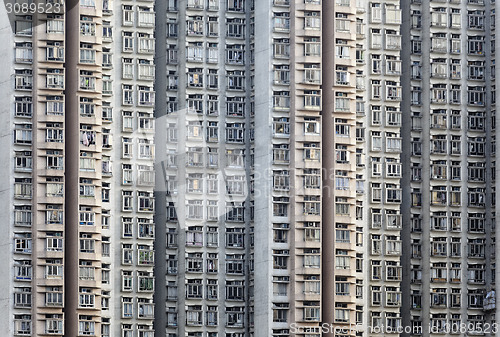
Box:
355;0;403;335
401;0;497;335
154;0;403;336
1;0;500;337
0;0;156;335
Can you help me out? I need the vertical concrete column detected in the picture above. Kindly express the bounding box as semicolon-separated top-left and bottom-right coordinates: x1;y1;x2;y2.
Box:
153;0;167;332
64;0;80;335
321;0;335;334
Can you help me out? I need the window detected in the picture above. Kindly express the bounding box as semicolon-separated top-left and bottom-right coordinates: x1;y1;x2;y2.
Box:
468;239;485;258
272;91;290;111
187;94;203;114
273;223;289;243
303;196;320;215
226;123;245;143
186;42;204;62
334;304;350;324
386;184;402;203
14;260;32;281
335;249;350;270
46;232;63;252
227;0;244;12
79;44;95;65
206;200;218;222
185;253;202;273
45;315;63;334
335;224;350;244
273;197;289;217
78;206;94;226
274;65;290;85
45;68;64;89
78;178;95;197
304;143;320;161
225;280;245;301
138;246;155;265
14;178;33;201
80;16;96;36
186;227;203;247
226;44;245;64
227;17;245;37
226;175;245;195
227;96;245;116
272;303;289;324
303;249;320;268
336;13;350;33
15;17;32;36
205;225;218;246
138;300;155;319
14;123;33;144
186;147;203;167
138;86;155;106
226;202;244;222
203;16;219;38
187;68;203;88
203;123;219;144
468;10;485;29
120;271;133;292
15;96;33;119
207;149;218;168
79;288;95;308
304;11;320;29
14;287;32;308
79;152;95;172
16;204;33;226
166;307;178;327
468;264;485;284
468;188;485;206
335;276;350;297
468;36;485;55
273;250;289;270
186;305;203;326
186;173;203;194
137;219;154;239
468;137;485;156
138;272;154;292
187;200;203;219
45;259;63;279
47;16;64;33
304;37;320;56
226;228;244;248
386;262;402;281
138;138;154;159
274;38;290;58
15;150;32;172
79;234;95;253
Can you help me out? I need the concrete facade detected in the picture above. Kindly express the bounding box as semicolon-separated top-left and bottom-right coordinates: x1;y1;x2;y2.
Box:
2;0;155;335
402;0;496;336
2;0;500;337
